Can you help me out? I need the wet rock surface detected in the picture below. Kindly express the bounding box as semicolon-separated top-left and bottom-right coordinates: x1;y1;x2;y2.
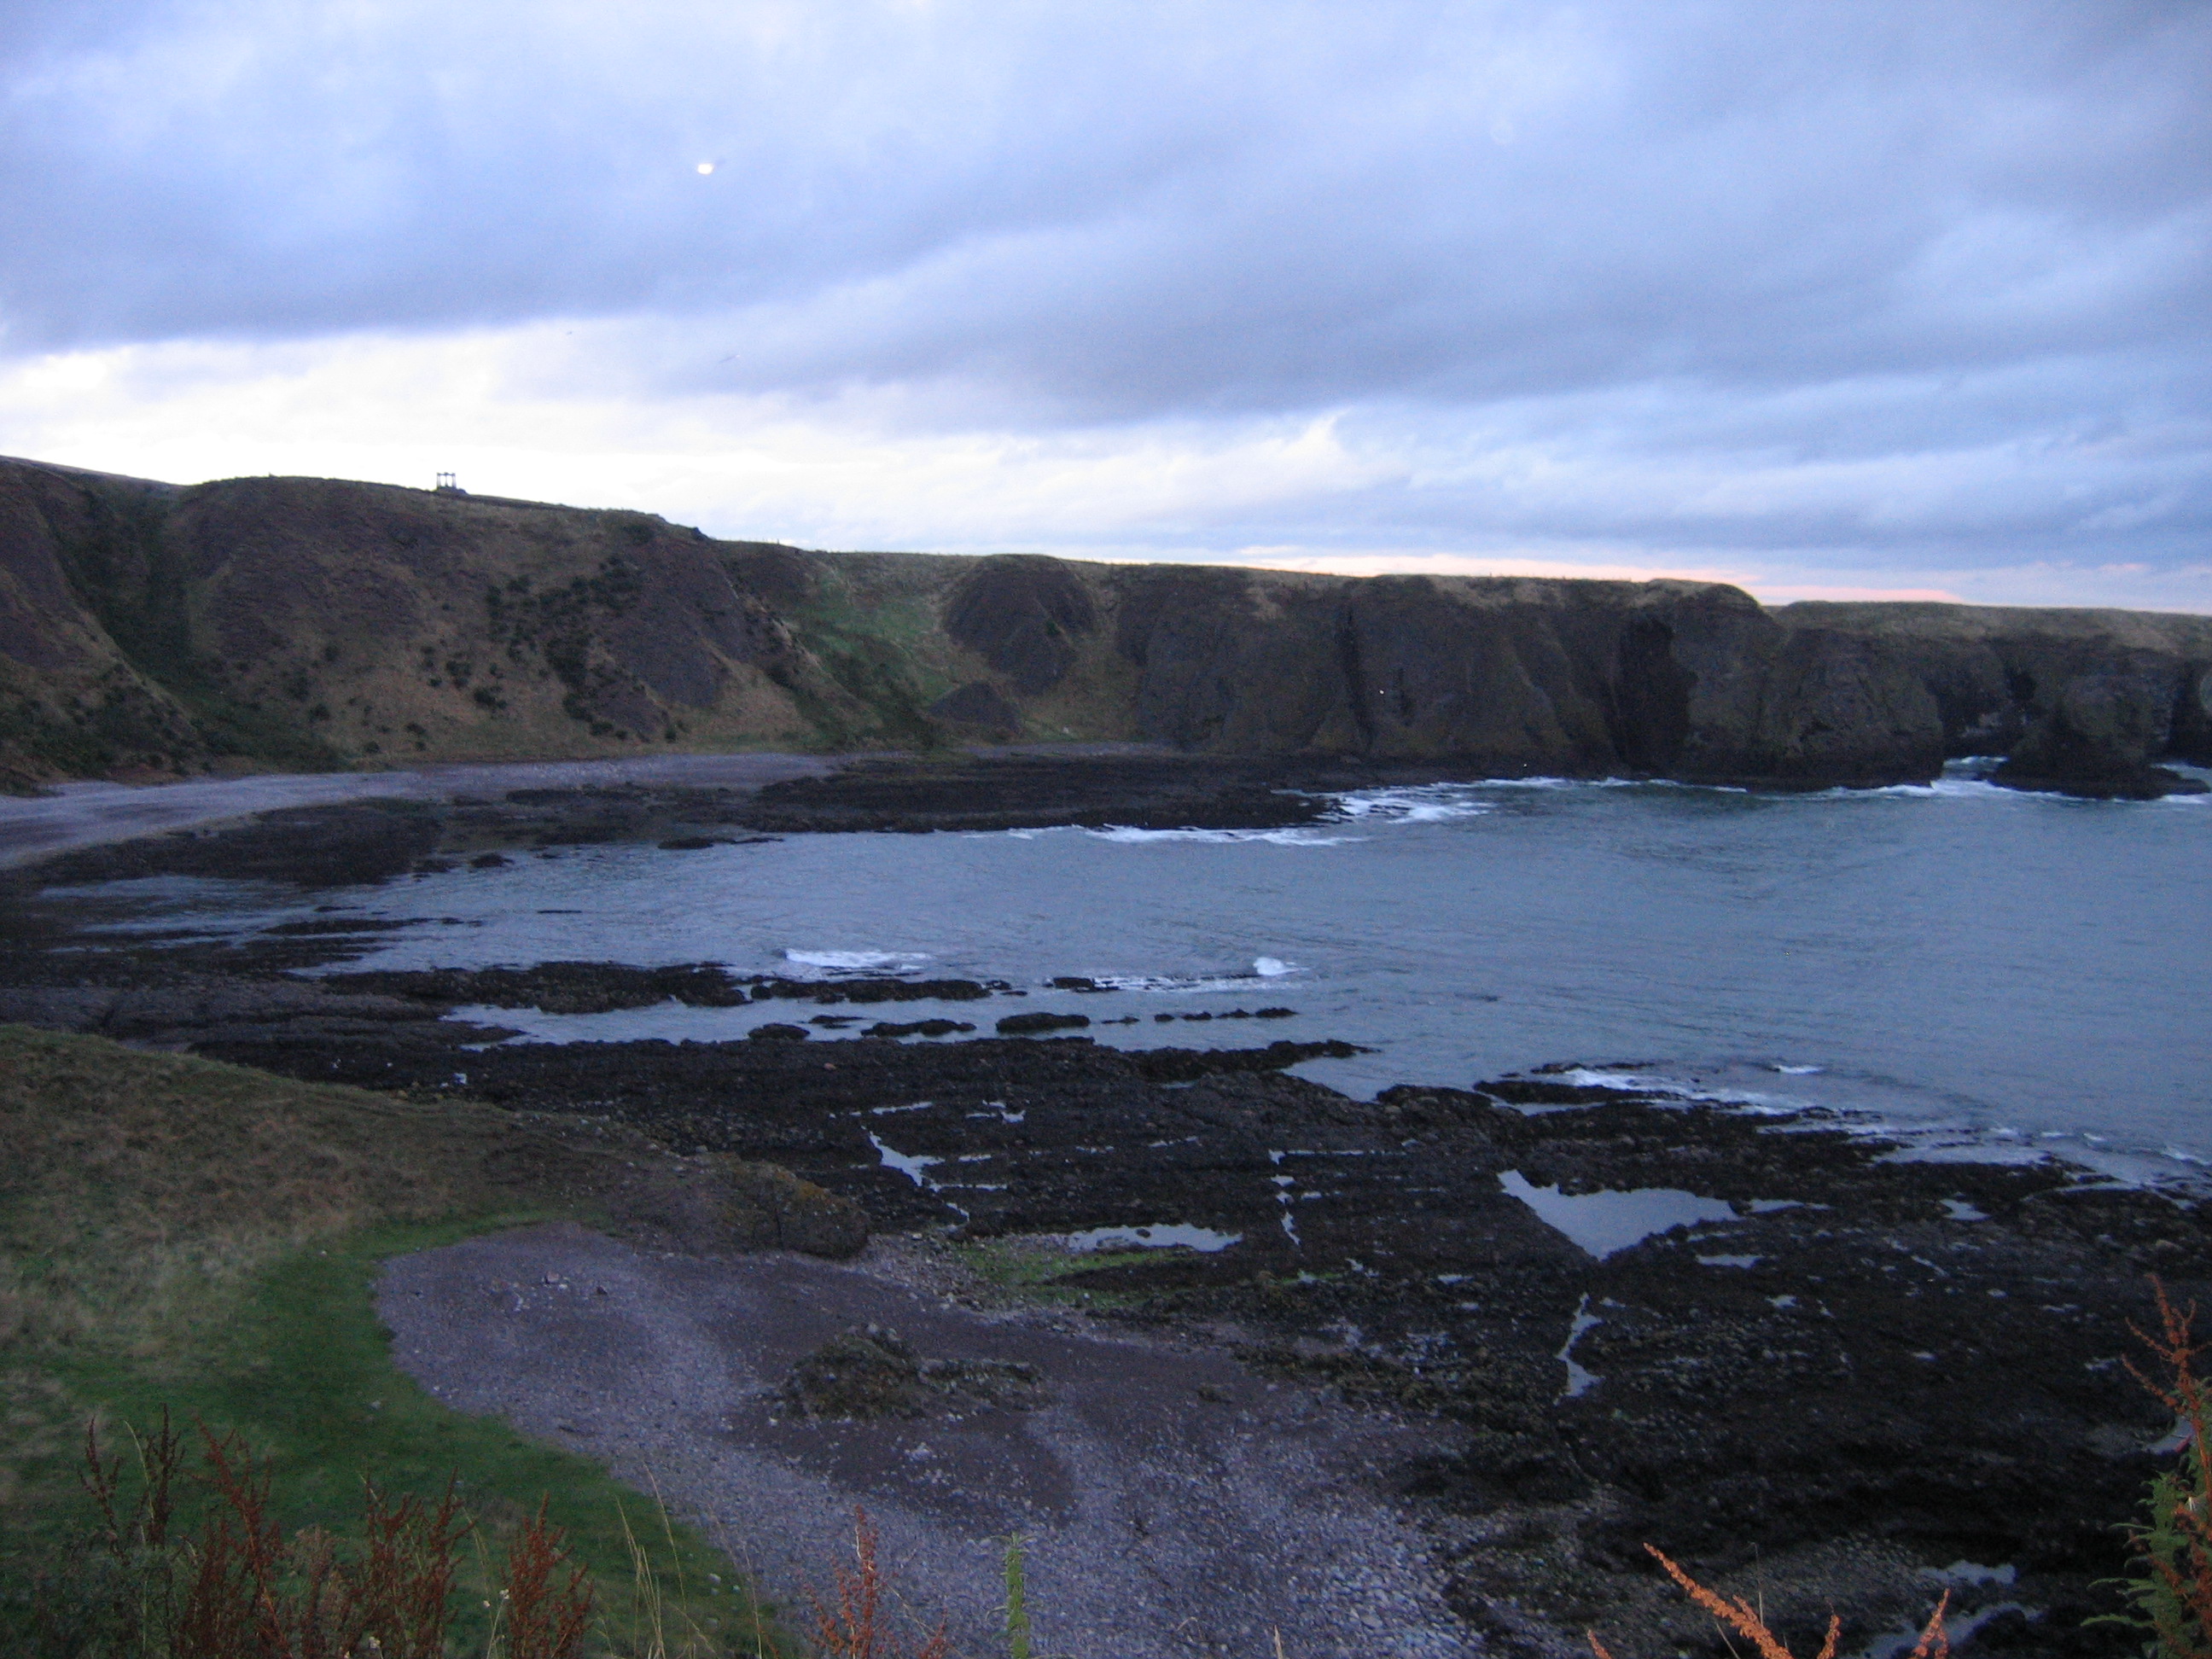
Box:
996;1010;1091;1034
1;754;1426;886
28;799;450;888
731;754;1347;831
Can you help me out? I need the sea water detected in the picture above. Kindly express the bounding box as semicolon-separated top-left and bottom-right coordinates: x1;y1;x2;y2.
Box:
52;762;2212;1179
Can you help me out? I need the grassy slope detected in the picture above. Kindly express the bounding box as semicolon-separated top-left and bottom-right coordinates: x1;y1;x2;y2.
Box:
0;1026;748;1649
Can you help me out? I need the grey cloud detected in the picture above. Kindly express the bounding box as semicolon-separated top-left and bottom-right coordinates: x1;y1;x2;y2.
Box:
795;358;2210;573
5;2;2203;395
2;0;2206;582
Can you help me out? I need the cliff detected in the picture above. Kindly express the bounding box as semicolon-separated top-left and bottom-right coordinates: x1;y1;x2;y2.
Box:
3;455;2207;795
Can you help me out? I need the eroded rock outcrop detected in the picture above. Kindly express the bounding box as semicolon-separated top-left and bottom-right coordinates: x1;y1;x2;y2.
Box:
1778;602;2212;796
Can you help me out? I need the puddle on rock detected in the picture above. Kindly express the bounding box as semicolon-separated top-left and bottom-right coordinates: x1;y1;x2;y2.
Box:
1499;1170;1740;1259
1062;1224;1243;1254
1557;1295;1603;1398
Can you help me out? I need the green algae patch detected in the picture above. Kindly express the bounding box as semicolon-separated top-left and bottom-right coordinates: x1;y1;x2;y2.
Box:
953;1234;1179;1310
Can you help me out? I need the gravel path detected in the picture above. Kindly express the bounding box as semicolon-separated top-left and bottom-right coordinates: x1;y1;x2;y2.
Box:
377;1224;1476;1659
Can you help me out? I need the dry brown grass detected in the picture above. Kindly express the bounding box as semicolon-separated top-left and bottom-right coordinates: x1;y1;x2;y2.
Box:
806;1511;947;1659
1589;1546;1948;1659
0;1022;571;1574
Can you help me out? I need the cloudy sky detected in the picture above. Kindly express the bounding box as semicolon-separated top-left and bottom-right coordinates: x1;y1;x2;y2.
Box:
3;2;2207;607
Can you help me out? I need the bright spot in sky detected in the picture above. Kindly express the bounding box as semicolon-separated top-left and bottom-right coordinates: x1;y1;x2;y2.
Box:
695;161;714;175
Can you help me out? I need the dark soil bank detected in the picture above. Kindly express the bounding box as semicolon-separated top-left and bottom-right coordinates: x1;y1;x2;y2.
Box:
0;781;2200;1656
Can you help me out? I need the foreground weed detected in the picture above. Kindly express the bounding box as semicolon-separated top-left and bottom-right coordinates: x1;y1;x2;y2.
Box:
67;1406;187;1656
44;1412;596;1659
2096;1278;2212;1657
613;1490;728;1659
74;1415;472;1658
809;1509;946;1659
999;1533;1031;1659
1588;1545;1948;1659
503;1500;595;1659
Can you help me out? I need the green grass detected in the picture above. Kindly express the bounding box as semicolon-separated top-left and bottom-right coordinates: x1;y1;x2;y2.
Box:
775;566;968;749
952;1237;1185;1311
0;1026;766;1652
23;1220;752;1652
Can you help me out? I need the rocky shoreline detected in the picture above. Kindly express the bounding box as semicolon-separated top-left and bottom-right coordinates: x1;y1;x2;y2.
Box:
2;772;2203;1656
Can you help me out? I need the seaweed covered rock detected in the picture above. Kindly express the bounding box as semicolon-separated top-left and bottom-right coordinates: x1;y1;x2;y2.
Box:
718;1158;870;1257
777;1324;1045;1419
997;1010;1091;1035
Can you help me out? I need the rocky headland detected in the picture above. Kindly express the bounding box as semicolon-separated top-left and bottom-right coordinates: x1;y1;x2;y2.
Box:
3;454;2209;800
0;783;2201;1656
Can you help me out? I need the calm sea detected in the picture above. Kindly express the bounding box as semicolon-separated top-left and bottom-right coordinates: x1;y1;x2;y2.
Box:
56;763;2212;1183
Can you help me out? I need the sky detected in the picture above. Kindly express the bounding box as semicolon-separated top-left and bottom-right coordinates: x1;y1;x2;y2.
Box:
2;2;2208;608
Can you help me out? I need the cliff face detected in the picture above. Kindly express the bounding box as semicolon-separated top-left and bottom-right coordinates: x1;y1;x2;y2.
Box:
3;455;2207;795
1092;567;1955;787
1772;601;2212;793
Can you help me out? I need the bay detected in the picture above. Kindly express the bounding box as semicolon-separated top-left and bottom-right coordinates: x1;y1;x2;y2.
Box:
62;762;2212;1180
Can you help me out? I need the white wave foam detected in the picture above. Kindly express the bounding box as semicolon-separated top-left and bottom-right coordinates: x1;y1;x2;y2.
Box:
1842;760;2212;806
1092;973;1254;993
1084;825;1360;846
783;948;932;973
1540;1066;1804;1113
1330;776;1793;820
1520;1062;2212;1191
1831;775;2016;801
1087;957;1302;994
1331;785;1494;823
